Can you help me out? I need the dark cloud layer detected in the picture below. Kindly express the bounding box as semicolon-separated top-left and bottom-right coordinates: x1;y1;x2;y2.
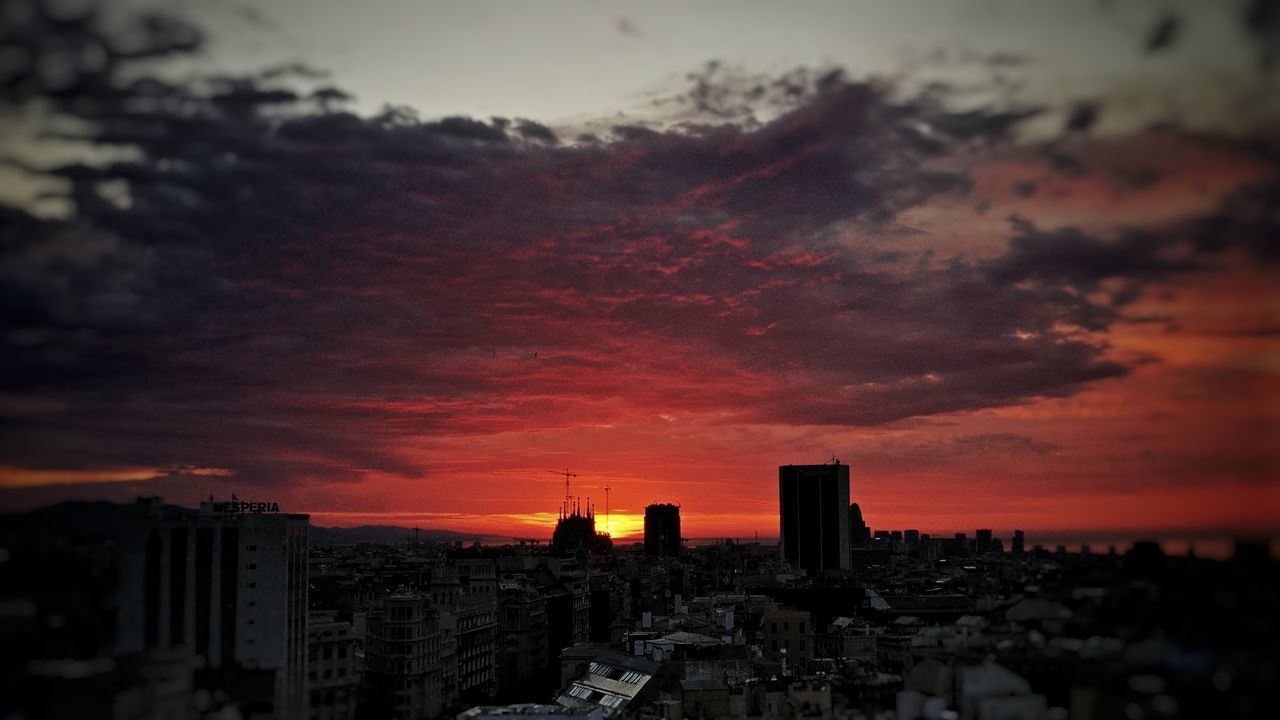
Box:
0;2;1275;493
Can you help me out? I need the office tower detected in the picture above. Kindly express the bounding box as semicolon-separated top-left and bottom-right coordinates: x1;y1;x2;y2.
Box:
779;462;851;572
904;529;920;543
117;497;310;719
308;612;357;720
1012;529;1026;556
848;503;870;548
976;528;994;555
643;504;682;557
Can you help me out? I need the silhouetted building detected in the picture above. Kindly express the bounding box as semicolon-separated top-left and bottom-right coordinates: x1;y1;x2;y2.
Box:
1232;540;1273;566
1012;530;1025;556
643;504;681;557
551;500;611;555
779;462;851;572
976;528;994;555
117;498;310;719
849;503;871;548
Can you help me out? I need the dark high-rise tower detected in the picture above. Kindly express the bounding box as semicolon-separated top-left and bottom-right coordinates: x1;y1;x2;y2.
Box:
976;528;994;555
849;502;870;548
779;461;851;572
644;503;681;557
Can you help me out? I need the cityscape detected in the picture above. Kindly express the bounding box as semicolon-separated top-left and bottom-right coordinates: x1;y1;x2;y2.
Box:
1;461;1276;719
1;1;1278;719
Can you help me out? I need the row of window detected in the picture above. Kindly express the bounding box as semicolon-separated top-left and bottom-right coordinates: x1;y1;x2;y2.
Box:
308;645;350;660
770;638;807;652
307;666;351;680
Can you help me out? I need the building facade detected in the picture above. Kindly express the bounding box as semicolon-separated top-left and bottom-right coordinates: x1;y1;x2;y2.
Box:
360;593;457;720
779;463;851;572
117;498;310;719
497;576;550;697
308;612;358;720
643;504;681;558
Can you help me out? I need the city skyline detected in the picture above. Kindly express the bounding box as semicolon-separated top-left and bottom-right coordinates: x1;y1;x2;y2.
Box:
1;0;1278;547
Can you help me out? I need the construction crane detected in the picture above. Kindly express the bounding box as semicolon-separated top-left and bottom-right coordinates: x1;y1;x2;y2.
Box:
547;468;577;516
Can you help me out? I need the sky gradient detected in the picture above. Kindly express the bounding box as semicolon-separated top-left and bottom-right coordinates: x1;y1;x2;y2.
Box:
0;0;1277;543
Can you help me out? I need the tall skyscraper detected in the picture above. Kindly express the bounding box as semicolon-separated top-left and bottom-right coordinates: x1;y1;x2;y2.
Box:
779;462;851;572
848;502;871;548
1012;529;1026;556
976;528;994;555
117;497;310;719
643;503;682;557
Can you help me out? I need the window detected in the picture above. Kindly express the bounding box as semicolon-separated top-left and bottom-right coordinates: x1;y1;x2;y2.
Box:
799;622;806;634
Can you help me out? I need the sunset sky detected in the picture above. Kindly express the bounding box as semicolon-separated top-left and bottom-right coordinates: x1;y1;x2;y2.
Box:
0;0;1277;543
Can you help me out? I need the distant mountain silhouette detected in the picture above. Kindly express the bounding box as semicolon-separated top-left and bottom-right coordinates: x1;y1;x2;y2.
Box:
309;525;490;547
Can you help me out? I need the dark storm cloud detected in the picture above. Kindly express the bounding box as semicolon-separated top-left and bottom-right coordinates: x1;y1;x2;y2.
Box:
986;218;1198;294
0;2;1273;491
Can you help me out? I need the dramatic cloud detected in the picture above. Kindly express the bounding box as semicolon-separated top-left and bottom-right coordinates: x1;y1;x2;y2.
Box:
0;1;1276;535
